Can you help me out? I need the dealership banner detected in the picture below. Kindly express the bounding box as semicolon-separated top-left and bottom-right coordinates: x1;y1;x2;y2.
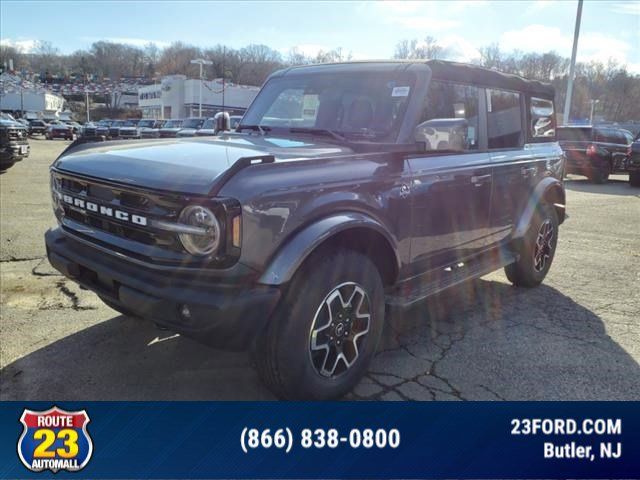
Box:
0;402;638;479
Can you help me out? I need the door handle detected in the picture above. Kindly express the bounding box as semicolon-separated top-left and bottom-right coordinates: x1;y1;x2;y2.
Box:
521;166;537;177
471;174;491;186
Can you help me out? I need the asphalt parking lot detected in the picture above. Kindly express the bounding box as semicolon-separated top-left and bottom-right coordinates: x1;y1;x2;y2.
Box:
1;139;639;401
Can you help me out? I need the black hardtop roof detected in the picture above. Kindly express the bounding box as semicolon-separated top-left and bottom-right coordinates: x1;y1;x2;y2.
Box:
278;59;555;99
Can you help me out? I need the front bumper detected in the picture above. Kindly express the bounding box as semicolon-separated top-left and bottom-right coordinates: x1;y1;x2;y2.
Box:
627;155;640;172
0;143;29;163
45;228;281;350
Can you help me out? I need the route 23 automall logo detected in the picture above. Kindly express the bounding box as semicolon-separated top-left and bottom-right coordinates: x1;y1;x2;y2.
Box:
17;406;93;473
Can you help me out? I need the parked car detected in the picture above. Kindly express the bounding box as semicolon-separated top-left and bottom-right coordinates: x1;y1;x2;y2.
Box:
158;119;184;138
108;120;128;139
119;119;141;139
64;121;83;135
0;117;29;171
46;60;566;399
627;132;640;187
176;117;206;137
194;117;217;137
136;119;163;138
46;121;74;140
28;119;48;137
557;125;634;183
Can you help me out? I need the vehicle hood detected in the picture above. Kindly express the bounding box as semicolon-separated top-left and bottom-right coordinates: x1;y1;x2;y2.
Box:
53;134;354;195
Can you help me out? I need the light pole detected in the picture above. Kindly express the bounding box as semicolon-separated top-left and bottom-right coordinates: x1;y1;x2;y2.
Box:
589;99;599;124
563;0;583;125
190;58;212;117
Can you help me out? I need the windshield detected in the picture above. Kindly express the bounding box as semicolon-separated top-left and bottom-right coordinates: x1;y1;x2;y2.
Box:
138;120;155;128
202;119;215;129
112;121;126;127
183;118;204;129
164;120;183;128
123;120;138;126
240;72;415;142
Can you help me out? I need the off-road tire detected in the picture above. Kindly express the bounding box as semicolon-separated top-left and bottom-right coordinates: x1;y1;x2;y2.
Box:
629;172;640;187
505;203;559;288
253;248;385;400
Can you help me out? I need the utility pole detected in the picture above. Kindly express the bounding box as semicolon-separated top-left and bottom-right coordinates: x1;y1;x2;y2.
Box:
20;84;24;117
222;46;225;114
85;91;90;122
563;0;583;125
589;99;599;124
191;58;212;117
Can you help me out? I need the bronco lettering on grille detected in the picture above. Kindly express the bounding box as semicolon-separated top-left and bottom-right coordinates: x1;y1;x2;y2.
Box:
62;194;148;226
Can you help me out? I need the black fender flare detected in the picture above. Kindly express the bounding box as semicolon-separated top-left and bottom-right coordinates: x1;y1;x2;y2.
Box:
513;176;565;239
257;212;400;286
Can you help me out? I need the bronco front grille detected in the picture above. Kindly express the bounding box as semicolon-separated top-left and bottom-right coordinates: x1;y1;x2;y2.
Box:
7;129;28;143
52;171;185;251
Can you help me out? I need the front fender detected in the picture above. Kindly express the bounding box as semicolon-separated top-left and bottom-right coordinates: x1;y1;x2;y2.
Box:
257;212;399;286
513;176;565;239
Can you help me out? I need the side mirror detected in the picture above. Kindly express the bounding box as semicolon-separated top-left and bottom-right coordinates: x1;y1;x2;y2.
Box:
214;111;231;134
414;118;468;152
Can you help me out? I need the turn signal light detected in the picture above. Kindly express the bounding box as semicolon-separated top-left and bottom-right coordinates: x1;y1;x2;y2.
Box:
231;215;241;248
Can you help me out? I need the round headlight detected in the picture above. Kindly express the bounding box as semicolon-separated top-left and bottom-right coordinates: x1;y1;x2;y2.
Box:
178;205;221;256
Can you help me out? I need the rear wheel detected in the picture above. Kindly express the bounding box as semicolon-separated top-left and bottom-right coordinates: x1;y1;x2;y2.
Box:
630;172;640;187
505;203;558;287
253;248;385;400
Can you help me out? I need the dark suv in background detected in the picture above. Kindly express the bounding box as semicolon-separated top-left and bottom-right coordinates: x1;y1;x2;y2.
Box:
627;132;640;187
1;117;30;171
558;125;634;184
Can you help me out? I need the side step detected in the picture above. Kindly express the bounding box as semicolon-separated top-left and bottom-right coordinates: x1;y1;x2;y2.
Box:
385;248;518;308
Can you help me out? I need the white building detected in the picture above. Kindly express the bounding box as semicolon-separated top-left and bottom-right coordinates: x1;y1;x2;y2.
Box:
0;89;66;116
138;75;259;119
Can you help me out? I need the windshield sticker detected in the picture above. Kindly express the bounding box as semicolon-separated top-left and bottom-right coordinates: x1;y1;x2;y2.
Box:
391;86;410;97
302;94;320;121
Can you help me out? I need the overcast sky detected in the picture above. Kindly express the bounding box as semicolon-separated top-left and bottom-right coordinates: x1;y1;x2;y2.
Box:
2;1;639;72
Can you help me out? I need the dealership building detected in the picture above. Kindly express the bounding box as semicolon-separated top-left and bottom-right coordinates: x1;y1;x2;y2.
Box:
138;75;259;119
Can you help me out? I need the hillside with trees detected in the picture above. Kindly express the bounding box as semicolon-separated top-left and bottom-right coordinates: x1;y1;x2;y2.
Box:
1;37;639;122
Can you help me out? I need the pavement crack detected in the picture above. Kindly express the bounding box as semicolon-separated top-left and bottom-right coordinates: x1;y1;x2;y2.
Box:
55;280;96;311
1;255;45;263
476;384;507;400
31;257;62;277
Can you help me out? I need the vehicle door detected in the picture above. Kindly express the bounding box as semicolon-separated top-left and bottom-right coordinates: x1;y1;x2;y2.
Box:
486;88;538;246
408;81;492;271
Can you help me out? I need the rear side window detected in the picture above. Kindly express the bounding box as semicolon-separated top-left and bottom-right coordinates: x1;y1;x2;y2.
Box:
594;129;617;143
529;97;555;139
421;81;480;150
557;127;592;141
486;89;523;149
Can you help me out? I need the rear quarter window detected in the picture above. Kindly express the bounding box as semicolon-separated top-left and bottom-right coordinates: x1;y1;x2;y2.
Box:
529;97;555;140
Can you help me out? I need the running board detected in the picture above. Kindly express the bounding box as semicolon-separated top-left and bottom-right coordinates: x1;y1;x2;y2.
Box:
385;248;518;308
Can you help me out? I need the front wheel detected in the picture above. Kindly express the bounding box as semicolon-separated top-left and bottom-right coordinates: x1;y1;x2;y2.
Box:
505;203;559;288
253;248;385;400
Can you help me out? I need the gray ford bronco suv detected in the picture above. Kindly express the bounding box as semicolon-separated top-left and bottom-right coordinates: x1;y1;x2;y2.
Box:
46;61;566;399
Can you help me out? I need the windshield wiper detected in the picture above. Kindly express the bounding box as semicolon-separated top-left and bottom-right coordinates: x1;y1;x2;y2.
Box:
289;127;346;142
237;124;270;135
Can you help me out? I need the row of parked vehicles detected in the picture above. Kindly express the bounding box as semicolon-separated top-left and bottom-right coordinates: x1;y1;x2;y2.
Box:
80;115;243;141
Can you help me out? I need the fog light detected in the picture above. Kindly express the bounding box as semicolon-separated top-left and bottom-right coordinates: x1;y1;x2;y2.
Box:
179;304;192;320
